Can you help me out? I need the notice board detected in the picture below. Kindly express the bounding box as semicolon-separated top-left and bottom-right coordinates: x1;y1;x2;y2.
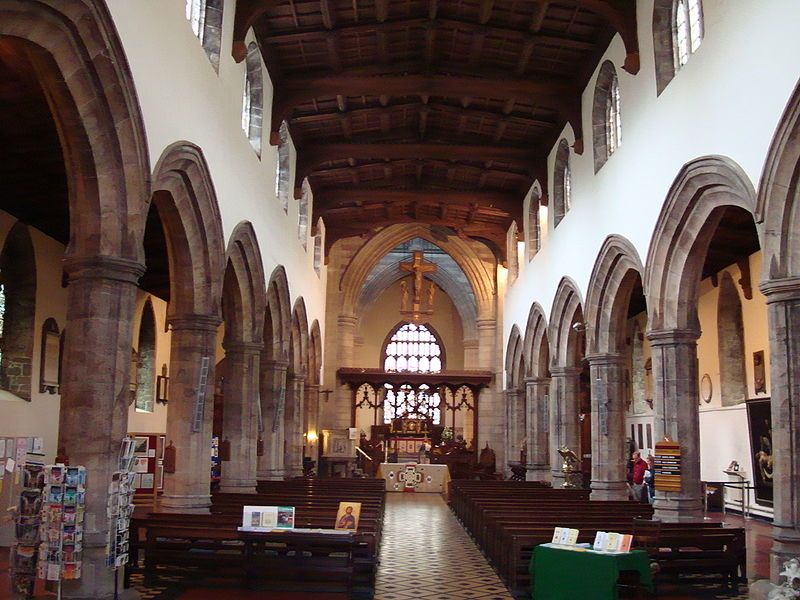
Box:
654;439;682;492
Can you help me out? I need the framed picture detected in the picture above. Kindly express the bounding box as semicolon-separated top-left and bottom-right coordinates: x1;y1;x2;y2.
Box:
39;318;61;394
335;502;361;531
133;437;149;456
322;429;352;458
746;398;773;506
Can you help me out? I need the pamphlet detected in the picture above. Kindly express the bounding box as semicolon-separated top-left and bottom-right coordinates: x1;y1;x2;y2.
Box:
605;532;620;552
551;527;563;544
241;505;296;531
566;528;579;545
618;534;633;552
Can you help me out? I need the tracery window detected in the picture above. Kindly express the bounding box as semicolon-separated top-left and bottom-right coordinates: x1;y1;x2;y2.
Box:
275;121;291;213
606;73;622;155
313;234;322;276
384;384;441;425
242;42;263;156
675;0;703;68
527;187;542;261
185;0;223;72
592;61;621;171
383;322;443;374
553;139;571;227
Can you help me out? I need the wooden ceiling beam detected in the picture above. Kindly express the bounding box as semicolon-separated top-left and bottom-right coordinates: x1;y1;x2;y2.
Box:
375;0;389;23
320;0;337;29
312;188;521;215
573;0;640;74
529;1;550;32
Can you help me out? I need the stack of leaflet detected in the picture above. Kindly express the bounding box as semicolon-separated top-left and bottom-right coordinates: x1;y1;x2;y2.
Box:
106;438;136;569
551;527;581;546
592;531;634;553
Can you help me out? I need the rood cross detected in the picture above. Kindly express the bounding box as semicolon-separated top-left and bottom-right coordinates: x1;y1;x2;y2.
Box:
399;251;437;305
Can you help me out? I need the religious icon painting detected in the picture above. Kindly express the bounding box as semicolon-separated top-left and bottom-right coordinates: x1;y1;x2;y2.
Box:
335;502;361;531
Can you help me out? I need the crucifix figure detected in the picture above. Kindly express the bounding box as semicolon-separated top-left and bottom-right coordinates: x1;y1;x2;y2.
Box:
399;250;437;308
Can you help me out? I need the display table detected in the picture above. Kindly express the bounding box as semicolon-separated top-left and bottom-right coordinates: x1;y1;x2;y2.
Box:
530;543;653;600
376;463;450;493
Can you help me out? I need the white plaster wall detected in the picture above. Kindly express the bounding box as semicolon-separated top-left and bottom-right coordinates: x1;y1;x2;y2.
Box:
105;0;327;347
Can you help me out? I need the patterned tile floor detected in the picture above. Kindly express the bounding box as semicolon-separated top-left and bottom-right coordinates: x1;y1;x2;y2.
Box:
375;493;514;600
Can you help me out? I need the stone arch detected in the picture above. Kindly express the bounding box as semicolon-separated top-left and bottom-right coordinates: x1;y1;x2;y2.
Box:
757;79;800;281
290;297;309;378
552;140;571;228
224;222;267;344
549;277;585;368
134;298;157;413
340;224;494;321
717;272;747;406
645;156;759;332
265;265;292;362
524;302;550;379
151;142;226;320
592;61;621;173
285;297;309;476
505;325;525;390
585;235;645;355
0;222;37;400
309;319;322;386
0;0;150;263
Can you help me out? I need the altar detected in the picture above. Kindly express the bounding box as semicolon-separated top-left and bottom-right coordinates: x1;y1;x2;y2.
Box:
376;463;451;493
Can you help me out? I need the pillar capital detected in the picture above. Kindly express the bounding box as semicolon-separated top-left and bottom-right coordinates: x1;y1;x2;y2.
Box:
584;352;625;366
760;276;800;303
646;327;700;346
524;376;550;385
288;373;307;384
223;340;264;355
549;365;583;377
168;313;221;333
63;254;145;284
263;358;290;369
337;313;359;327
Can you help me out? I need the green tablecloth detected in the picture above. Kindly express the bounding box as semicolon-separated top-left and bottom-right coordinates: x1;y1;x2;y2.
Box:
530;544;653;599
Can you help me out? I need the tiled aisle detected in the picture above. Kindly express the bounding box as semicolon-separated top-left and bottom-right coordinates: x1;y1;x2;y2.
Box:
375;493;514;600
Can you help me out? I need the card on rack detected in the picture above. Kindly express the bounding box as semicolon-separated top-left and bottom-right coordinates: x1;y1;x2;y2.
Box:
593;531;607;551
558;527;571;545
551;527;564;544
605;532;620;552
566;528;579;546
618;534;633;552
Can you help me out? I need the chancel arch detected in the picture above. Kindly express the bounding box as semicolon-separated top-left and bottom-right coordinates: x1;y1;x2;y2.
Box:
755;79;800;578
645;155;761;520
523;302;551;481
219;221;266;493
548;277;588;487
147;141;225;513
584;235;646;500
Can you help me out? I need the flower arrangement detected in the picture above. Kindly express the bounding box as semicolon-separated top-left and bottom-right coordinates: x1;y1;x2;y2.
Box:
768;558;800;599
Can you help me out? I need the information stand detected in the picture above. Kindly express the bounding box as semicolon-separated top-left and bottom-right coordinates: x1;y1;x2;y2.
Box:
654;439;682;492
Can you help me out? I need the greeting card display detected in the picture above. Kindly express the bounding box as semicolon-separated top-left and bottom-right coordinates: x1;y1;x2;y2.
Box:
106;438;136;569
38;465;86;581
10;460;44;597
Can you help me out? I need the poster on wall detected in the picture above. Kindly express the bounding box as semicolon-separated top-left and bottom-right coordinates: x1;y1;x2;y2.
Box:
746;398;773;506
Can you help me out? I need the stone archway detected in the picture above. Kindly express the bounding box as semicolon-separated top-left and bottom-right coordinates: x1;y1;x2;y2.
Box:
259;266;292;479
285;297;309;477
584;235;645;499
505;325;526;469
523;303;551;481
644;155;759;519
220;222;266;492
548;277;586;487
306;319;323;464
150;141;226;512
755;79;800;580
0;3;150;596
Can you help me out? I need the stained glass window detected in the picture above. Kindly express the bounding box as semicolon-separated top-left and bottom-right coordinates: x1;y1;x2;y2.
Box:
383;383;442;425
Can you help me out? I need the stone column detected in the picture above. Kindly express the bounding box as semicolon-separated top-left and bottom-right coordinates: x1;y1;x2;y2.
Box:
219;341;262;493
549;366;581;487
504;388;523;466
760;277;800;581
305;383;321;465
647;328;703;520
284;374;306;477
332;314;358;429
525;377;550;481
161;314;220;513
258;359;288;480
477;318;504;465
463;338;480;369
58;255;143;600
586;353;628;500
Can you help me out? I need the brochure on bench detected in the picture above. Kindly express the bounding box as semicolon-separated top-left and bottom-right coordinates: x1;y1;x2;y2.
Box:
241;505;295;531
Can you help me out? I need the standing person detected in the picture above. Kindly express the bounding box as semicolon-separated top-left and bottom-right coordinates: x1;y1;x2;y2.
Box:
631;450;648;502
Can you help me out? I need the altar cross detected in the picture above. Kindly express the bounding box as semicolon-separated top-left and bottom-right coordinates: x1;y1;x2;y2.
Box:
399;250;437;307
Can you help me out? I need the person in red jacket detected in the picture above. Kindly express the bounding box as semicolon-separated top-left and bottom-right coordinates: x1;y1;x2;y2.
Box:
631;450;649;502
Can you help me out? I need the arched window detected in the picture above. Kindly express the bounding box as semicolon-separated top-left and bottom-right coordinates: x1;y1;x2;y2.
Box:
592;61;621;172
0;223;37;401
506;222;519;284
675;0;703;68
652;0;704;95
134;300;157;413
275;121;291;214
185;0;223;72
553;139;571;227
313;234;323;276
242;42;263;157
383;322;443;374
298;178;310;250
527;186;542;261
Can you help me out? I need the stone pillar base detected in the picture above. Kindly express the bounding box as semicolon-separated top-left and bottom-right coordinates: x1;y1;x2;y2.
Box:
653;494;704;520
590;480;628;501
257;469;287;480
218;481;257;493
160;494;212;513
